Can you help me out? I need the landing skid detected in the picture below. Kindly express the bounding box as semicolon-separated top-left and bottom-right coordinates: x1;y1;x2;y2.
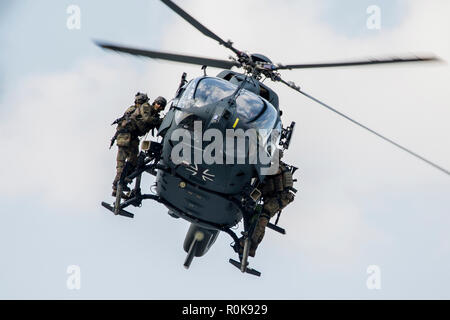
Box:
101;156;163;219
229;259;261;277
101;201;134;218
228;235;261;277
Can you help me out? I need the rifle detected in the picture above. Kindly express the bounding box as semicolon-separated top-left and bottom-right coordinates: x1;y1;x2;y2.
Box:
111;104;137;126
110;107;136;148
279;121;296;150
109;131;118;149
175;72;187;96
111;115;126;126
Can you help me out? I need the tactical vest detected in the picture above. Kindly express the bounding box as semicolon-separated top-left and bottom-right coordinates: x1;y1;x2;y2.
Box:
131;103;160;136
260;162;293;196
116;104;139;132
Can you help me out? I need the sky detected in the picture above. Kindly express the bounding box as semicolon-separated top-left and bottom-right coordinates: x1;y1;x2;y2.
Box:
0;0;449;299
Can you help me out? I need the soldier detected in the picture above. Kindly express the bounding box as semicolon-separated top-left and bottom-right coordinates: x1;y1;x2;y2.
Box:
241;150;295;257
111;93;167;197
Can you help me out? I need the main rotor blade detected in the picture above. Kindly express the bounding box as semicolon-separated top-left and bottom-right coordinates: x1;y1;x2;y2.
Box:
278;77;450;177
275;56;440;70
95;41;239;69
160;0;241;55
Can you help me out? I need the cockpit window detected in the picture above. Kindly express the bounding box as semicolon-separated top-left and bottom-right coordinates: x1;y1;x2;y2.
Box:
247;100;277;130
236;91;277;131
194;78;235;107
194;78;270;124
235;92;263;122
174;79;196;125
175;77;278;133
177;79;196;109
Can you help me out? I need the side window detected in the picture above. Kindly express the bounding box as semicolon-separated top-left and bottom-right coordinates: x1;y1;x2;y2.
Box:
236;91;265;122
177;80;196;109
248;100;277;130
174;80;196;125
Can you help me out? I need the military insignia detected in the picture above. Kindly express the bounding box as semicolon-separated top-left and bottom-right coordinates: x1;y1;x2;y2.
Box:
186;164;215;182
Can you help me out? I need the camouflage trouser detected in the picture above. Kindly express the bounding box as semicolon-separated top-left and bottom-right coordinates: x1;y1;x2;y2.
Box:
112;138;139;190
249;191;295;256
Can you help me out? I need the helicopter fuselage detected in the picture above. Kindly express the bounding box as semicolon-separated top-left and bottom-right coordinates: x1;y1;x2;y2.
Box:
155;74;282;230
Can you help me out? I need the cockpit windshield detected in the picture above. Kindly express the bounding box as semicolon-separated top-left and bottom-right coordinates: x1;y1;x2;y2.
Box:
194;78;278;129
194;78;235;107
175;77;278;132
174;77;282;161
236;93;277;131
235;93;262;122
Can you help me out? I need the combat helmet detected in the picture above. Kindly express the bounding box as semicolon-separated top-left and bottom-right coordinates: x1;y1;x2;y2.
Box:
153;96;167;110
135;92;149;104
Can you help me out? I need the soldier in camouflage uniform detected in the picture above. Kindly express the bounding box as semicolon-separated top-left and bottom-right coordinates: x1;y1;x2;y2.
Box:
111;93;167;196
242;151;295;257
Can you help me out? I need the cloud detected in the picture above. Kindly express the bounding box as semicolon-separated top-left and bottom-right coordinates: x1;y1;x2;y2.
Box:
0;58;155;209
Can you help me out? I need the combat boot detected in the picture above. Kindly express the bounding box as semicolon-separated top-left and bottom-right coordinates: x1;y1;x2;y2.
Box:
112;182;131;198
111;190;132;199
238;237;257;257
249;216;270;257
112;181;131;192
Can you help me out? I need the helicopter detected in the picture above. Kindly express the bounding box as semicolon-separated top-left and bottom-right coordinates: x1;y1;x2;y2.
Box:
99;0;448;277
